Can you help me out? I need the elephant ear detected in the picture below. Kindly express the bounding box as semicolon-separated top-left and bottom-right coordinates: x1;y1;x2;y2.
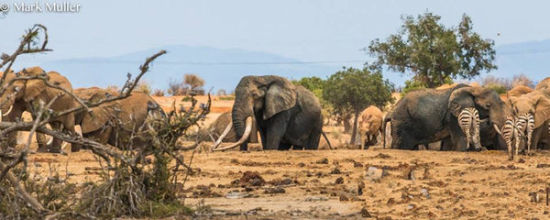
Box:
448;87;475;116
81;106;112;133
23;79;47;102
534;94;550;128
20;67;49;102
263;80;297;120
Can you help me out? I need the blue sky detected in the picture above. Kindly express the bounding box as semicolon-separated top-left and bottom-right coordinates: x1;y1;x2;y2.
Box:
0;0;550;61
2;0;550;65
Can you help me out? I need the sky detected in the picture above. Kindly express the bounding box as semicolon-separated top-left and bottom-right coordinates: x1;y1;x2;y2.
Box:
1;0;550;67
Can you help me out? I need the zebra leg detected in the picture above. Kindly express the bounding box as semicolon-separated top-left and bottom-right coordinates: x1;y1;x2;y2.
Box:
514;127;521;161
503;118;515;160
526;114;535;155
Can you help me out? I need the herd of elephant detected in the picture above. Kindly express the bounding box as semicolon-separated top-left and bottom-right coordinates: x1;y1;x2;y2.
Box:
383;81;550;160
0;67;165;153
0;66;549;161
203;75;550;161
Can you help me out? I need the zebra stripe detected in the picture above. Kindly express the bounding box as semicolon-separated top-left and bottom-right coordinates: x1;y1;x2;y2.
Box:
458;107;481;150
516;113;535;154
502;116;516;160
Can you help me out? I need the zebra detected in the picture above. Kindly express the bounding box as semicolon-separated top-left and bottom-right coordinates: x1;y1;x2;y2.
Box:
515;113;535;155
501;116;517;160
457;107;481;150
501;114;535;160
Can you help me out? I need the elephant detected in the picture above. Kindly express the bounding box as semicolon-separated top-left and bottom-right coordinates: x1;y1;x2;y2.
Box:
0;67;78;153
507;85;533;99
383;84;507;151
357;106;383;149
197;111;258;143
535;77;550;96
211;75;331;151
73;88;165;150
504;90;550;158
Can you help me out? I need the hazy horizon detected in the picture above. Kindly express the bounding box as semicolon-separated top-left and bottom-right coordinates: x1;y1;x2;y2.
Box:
2;0;550;89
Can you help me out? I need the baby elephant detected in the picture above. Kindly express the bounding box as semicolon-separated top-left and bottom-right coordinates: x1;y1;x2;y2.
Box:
358;106;384;149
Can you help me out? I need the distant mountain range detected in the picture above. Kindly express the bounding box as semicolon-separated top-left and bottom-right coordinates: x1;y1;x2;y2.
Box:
38;45;344;92
24;40;550;91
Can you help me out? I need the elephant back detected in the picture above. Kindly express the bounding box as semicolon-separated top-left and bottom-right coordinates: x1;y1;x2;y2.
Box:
508;85;533;98
536;77;550;97
75;87;118;103
115;92;157;131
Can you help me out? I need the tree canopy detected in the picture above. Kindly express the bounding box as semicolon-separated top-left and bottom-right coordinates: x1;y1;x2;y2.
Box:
323;66;394;113
368;12;496;89
323;66;394;143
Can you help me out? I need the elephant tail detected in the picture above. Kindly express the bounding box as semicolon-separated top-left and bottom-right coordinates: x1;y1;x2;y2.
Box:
321;131;333;150
382;114;391;149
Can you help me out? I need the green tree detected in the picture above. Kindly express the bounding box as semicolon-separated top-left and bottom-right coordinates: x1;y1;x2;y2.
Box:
323;66;394;144
369;12;496;89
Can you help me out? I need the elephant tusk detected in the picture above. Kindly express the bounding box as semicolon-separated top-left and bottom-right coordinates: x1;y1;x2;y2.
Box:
493;124;502;136
46;136;54;146
214;117;253;152
211;120;233;150
2;105;13;117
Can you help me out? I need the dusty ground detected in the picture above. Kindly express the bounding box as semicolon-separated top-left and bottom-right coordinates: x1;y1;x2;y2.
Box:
24;144;550;219
16;95;550;219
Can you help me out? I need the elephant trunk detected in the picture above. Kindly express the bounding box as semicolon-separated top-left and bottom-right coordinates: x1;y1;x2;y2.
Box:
231;97;254;151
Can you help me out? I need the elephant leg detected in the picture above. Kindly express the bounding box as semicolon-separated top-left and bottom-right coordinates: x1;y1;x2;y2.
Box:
265;126;285;150
264;115;289;150
36;132;50;153
529;128;543;155
440;136;453;151
1;131;18;152
305;130;321;150
360;133;366;150
393;132;417;150
450;133;468;151
48;122;64;153
278;143;292;150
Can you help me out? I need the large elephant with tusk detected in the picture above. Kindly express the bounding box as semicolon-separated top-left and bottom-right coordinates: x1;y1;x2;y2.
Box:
0;67;78;153
211;75;331;151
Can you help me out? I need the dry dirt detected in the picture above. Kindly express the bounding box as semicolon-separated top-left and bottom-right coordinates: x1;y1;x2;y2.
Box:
16;96;550;219
23;144;550;219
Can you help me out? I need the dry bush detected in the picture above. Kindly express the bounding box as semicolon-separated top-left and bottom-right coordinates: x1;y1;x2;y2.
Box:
216;89;227;96
106;85;120;94
0;25;207;219
135;81;152;95
153;89;165;96
167;78;187;96
511;74;535;88
184;74;205;90
76;95;210;218
481;75;511;94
